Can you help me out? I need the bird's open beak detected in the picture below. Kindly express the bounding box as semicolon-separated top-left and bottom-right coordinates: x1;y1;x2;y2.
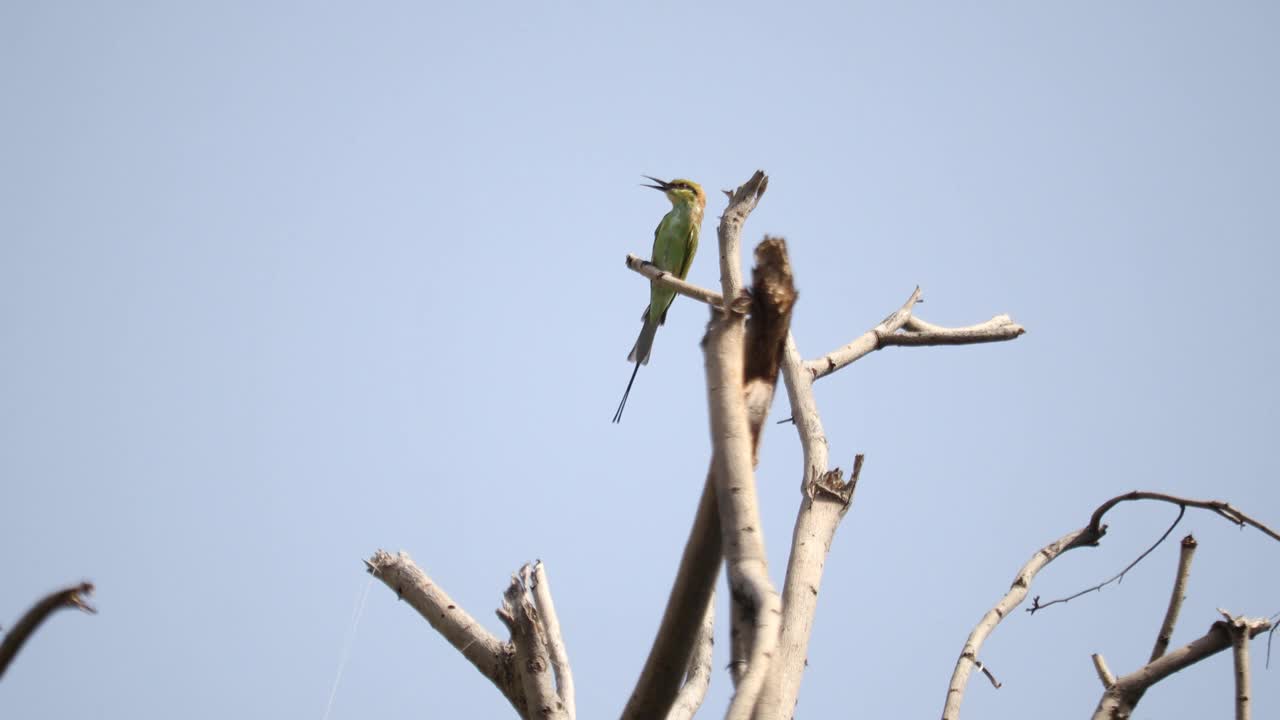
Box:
641;175;671;191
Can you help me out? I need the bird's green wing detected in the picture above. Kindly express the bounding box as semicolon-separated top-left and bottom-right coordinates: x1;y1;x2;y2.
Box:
648;211;686;325
658;223;699;324
674;222;698;280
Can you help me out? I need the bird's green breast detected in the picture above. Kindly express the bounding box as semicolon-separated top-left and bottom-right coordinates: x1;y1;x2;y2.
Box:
648;203;702;324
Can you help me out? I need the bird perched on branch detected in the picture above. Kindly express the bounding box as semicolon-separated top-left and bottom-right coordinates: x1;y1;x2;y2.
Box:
613;176;706;423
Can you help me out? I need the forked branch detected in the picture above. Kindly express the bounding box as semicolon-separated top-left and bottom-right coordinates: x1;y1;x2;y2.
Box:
528;562;575;719
1090;613;1272;719
943;494;1280;720
499;573;568;720
367;551;573;719
808;296;1024;380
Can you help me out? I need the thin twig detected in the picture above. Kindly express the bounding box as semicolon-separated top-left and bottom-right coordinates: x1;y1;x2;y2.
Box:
1028;506;1186;614
974;659;1002;689
1268;614;1280;669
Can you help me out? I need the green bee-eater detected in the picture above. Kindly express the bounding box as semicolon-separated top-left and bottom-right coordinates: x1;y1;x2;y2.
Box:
612;176;706;423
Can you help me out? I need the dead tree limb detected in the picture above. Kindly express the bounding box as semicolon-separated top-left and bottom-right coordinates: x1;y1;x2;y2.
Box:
702;172;782;720
0;581;96;681
1089;614;1271;719
1151;535;1197;663
365;550;529;717
666;590;716;720
944;494;1280;720
498;573;568;720
528;562;575;719
1224;612;1256;720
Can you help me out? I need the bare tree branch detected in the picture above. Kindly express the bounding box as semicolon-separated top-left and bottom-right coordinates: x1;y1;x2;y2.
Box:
705;310;781;720
731;235;799;700
499;575;568;720
717;171;768;305
756;458;862;720
666;590;715;720
779;334;830;489
805;287;922;381
703;171;780;720
942;527;1089;720
529;562;575;720
1223;612;1254;720
943;492;1280;720
0;581;96;681
365;550;526;716
1028;505;1185;614
1092;654;1116;688
625;254;726;309
974;659;1003;689
889;315;1026;346
1085;492;1280;543
1115;532;1202;710
805;291;1024;381
1151;535;1197;662
1090;615;1272;719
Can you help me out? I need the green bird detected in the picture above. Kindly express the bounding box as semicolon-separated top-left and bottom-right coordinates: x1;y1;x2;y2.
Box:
613;176;706;423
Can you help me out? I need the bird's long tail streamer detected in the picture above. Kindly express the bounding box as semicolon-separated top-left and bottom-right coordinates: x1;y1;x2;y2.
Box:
322;575;374;720
613;361;642;423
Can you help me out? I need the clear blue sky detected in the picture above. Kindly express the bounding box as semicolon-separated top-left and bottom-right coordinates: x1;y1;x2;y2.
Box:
3;2;1277;718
